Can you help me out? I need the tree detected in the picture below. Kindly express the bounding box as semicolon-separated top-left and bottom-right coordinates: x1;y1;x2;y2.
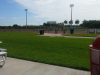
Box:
80;20;100;28
75;20;80;25
64;20;67;24
13;24;20;29
43;23;47;26
69;20;73;24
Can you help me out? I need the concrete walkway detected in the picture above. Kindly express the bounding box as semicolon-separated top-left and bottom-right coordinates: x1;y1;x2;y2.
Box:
42;33;94;39
0;58;90;75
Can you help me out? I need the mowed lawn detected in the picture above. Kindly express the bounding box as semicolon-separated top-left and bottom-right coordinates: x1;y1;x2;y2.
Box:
0;32;93;70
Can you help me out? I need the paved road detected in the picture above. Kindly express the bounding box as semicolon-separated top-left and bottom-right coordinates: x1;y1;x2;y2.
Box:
0;58;90;75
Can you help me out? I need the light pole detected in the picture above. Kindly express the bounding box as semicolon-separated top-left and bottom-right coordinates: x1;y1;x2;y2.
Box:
70;4;74;26
25;9;28;28
70;4;74;34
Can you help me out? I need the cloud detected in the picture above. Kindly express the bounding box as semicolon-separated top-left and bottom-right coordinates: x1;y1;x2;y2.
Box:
14;0;100;24
14;0;69;22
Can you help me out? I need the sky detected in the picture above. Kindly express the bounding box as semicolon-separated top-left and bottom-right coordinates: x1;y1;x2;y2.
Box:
0;0;100;26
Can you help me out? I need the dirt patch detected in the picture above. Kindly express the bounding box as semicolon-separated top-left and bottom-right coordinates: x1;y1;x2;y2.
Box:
43;33;63;36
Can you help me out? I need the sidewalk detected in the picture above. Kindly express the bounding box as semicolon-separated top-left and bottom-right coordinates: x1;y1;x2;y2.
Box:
0;58;90;75
42;33;94;39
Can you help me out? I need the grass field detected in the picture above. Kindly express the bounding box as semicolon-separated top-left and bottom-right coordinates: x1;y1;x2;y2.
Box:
0;32;93;70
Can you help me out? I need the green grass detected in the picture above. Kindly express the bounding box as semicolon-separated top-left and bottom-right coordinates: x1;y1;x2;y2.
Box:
0;32;93;71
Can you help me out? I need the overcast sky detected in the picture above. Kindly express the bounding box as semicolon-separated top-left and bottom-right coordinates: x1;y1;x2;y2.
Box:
0;0;100;25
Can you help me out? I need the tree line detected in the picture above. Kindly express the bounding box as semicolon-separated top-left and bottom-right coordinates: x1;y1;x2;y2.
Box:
0;20;100;29
80;20;100;28
0;24;41;29
43;20;100;28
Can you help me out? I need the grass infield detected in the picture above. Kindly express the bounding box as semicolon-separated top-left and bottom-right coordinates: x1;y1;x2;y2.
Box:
0;32;93;70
